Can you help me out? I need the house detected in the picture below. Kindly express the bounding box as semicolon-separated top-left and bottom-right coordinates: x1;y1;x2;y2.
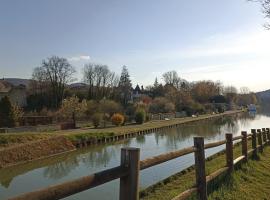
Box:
0;79;27;107
131;84;144;102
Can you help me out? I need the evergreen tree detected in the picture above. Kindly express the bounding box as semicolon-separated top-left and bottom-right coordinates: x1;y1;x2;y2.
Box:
0;96;15;128
154;77;159;88
118;66;132;107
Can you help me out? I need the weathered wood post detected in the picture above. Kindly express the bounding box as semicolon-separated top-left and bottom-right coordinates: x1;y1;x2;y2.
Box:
226;133;233;172
262;128;267;145
120;147;140;200
251;129;257;158
194;137;207;200
266;128;270;143
241;131;248;162
257;129;263;153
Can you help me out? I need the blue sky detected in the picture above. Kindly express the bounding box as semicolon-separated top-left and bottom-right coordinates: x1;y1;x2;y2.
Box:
0;0;269;91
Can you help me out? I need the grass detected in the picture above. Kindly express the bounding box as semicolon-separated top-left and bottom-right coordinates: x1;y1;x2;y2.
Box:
63;131;115;142
140;141;251;200
0;133;53;148
207;146;270;200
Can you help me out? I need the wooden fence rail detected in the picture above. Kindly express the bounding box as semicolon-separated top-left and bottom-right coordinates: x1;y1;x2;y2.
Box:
9;128;270;200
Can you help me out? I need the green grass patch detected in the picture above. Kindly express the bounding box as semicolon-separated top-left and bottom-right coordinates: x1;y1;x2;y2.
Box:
64;132;115;142
140;141;252;200
207;146;270;200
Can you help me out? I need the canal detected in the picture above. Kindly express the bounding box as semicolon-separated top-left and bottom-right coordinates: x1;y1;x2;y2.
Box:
1;111;270;200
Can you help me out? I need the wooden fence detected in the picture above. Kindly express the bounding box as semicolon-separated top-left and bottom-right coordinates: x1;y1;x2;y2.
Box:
8;127;270;200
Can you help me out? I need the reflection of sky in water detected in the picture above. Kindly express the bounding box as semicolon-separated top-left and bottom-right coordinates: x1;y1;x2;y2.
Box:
0;112;269;200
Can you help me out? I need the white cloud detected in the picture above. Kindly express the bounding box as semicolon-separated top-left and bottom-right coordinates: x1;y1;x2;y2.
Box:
68;55;91;62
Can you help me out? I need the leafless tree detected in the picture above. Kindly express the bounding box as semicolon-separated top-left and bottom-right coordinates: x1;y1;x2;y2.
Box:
83;63;119;100
32;56;76;108
249;0;270;29
162;70;183;89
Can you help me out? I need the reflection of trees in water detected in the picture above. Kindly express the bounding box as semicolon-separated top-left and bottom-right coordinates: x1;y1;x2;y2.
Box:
42;142;126;180
154;116;244;149
136;135;146;145
44;158;79;179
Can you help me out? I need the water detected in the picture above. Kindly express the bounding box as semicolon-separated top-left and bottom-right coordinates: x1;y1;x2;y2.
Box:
1;111;270;200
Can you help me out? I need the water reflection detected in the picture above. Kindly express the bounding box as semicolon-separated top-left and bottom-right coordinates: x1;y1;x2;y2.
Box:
1;112;269;200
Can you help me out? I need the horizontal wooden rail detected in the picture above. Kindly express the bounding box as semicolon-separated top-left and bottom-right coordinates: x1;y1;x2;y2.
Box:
140;146;195;170
233;155;245;165
171;187;198;200
204;140;226;149
9;166;128;200
206;167;229;183
233;135;243;141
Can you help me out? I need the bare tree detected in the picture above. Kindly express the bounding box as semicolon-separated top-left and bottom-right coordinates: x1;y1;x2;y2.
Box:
162;70;183;89
33;56;76;108
83;63;119;100
249;0;270;29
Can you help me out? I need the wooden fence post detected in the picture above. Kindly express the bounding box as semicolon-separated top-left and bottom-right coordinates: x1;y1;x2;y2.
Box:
266;128;270;143
251;129;257;157
194;137;207;200
262;128;267;145
241;131;248;162
257;129;263;153
226;133;233;172
120;147;140;200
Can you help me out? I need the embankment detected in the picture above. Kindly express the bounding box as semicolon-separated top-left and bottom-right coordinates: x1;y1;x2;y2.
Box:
0;110;243;168
0;136;75;168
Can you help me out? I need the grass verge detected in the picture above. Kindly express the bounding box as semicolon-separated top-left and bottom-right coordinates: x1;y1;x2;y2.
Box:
140;141;251;200
207;145;270;200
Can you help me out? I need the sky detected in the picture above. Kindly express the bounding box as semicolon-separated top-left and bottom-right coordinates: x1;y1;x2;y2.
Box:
0;0;269;92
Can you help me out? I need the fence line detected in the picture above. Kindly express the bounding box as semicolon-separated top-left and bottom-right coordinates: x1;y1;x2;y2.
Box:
9;127;270;200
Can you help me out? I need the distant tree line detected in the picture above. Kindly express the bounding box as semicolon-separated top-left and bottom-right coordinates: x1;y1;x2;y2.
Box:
11;55;257;128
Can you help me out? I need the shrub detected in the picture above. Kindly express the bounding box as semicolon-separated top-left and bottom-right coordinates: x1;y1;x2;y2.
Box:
111;113;125;126
135;110;146;124
149;97;175;113
92;113;102;128
58;95;87;125
0;96;15;128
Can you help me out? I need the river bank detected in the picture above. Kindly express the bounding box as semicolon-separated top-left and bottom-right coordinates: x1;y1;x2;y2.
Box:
0;110;244;168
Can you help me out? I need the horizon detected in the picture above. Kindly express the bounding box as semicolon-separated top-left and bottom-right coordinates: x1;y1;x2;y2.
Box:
1;0;269;92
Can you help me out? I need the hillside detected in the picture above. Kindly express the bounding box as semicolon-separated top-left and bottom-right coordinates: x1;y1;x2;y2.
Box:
256;89;270;104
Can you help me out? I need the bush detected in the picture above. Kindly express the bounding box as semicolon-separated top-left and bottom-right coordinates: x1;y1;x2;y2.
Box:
135;110;146;124
149;97;175;113
0;96;15;128
111;113;124;126
92;113;102;128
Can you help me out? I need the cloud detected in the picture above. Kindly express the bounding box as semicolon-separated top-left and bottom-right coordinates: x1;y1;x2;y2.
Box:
68;55;91;62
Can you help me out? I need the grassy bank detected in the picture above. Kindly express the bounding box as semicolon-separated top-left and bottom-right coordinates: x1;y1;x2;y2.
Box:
140;141;251;200
0;110;243;149
208;145;270;200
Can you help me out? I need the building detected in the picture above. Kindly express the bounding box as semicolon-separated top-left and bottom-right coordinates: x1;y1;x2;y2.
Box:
0;79;27;107
130;84;144;102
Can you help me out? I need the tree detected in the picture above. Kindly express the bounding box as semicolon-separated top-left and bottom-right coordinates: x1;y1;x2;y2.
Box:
250;0;270;29
162;70;182;89
223;86;238;103
12;104;24;125
58;95;87;126
149;97;175;113
83;63;119;100
0;96;15;128
191;81;220;103
33;56;76;108
118;66;132;107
